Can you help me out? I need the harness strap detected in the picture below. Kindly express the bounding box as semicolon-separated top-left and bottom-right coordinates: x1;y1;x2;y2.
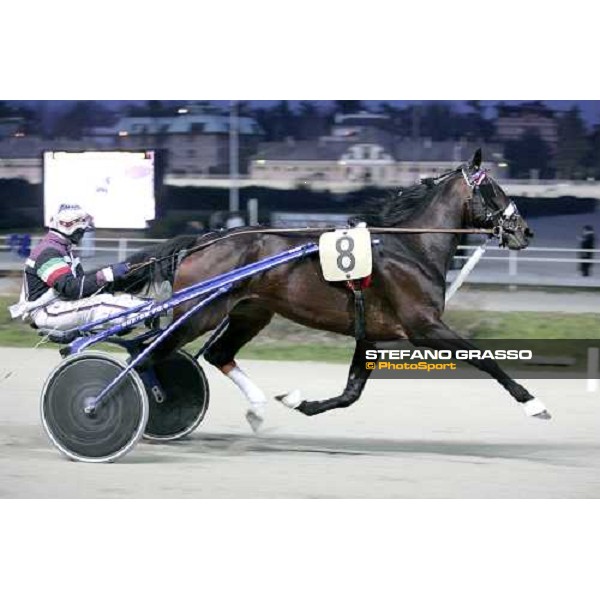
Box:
126;226;495;276
179;226;493;257
346;277;372;341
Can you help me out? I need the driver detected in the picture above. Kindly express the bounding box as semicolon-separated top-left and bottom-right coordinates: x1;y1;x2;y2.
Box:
9;203;147;332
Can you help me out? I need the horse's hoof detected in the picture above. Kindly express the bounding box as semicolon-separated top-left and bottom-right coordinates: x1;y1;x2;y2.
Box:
245;409;264;434
275;389;303;409
522;398;551;419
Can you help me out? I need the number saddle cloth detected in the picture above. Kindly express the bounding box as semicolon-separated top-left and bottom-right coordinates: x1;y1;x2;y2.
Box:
318;224;373;340
318;224;373;283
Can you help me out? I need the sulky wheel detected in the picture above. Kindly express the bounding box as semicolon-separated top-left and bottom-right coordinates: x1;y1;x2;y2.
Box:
41;352;149;463
140;349;210;442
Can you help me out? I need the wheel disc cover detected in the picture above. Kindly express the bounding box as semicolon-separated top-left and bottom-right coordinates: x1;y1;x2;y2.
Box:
143;351;209;439
42;354;148;461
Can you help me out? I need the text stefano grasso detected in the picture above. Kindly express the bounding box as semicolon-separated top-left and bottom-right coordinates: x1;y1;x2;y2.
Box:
364;349;533;361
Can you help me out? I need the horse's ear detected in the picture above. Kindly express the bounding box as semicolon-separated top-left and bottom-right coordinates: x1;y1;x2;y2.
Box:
470;148;483;169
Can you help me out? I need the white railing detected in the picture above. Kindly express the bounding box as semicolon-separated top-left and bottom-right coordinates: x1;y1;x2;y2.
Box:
449;245;600;286
0;236;166;262
1;235;600;285
455;245;600;268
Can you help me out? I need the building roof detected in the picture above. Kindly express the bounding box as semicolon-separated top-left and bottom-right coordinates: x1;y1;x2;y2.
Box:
111;114;262;136
334;111;390;127
496;102;555;119
0;117;25;139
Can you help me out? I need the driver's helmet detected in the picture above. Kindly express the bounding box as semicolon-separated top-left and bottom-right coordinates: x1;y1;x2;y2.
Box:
49;204;94;241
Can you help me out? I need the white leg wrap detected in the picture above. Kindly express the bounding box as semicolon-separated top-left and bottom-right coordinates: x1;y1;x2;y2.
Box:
227;366;267;415
277;389;303;409
522;398;548;417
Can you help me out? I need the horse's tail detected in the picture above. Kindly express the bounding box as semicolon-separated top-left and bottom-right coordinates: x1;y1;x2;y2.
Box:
113;234;201;296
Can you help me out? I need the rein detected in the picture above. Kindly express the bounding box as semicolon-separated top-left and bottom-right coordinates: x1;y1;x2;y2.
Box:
126;225;495;275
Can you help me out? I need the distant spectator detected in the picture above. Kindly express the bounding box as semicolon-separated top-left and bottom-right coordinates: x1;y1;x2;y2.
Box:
209;211;227;230
18;234;31;258
8;234;20;255
8;234;31;257
578;225;595;277
184;220;205;235
226;212;245;229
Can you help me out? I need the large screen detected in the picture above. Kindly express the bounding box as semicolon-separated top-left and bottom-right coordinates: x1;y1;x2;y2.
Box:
43;151;156;229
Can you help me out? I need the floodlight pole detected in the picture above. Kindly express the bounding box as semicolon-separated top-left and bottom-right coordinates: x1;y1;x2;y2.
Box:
229;100;239;213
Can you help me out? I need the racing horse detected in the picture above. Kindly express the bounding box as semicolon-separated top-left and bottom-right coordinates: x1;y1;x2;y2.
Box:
120;149;548;427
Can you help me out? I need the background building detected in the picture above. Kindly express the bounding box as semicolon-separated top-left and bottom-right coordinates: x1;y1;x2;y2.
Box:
109;102;263;175
250;112;506;187
495;101;559;147
0;102;264;178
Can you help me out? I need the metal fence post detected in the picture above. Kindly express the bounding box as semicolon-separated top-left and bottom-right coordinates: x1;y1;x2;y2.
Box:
508;250;518;290
248;198;258;226
118;238;127;262
587;347;599;392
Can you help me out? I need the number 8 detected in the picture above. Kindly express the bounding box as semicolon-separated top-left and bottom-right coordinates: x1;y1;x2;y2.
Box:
336;236;355;272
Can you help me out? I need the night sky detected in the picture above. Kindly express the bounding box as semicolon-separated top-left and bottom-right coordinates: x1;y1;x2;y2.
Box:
12;99;600;126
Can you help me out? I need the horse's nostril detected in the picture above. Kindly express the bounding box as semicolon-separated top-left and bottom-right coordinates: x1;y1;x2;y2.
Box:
525;228;534;238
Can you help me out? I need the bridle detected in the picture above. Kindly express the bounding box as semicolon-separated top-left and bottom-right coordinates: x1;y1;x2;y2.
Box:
459;165;527;245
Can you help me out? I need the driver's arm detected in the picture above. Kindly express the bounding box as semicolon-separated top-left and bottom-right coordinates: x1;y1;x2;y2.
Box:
37;250;128;300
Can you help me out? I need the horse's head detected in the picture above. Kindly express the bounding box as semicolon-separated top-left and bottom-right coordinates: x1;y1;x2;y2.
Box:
461;149;533;250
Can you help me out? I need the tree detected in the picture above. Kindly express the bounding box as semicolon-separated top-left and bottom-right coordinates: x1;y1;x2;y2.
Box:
124;100;183;117
466;100;483;116
0;101;19;118
419;102;461;140
53;101;115;138
554;106;589;179
147;100;164;116
333;100;365;115
0;101;41;134
464;100;494;141
587;125;600;179
296;101;328;139
504;130;553;179
252;101;297;141
378;102;412;137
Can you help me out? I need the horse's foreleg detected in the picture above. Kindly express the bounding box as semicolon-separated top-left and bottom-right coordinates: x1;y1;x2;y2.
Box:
411;321;550;419
203;302;274;432
277;340;375;416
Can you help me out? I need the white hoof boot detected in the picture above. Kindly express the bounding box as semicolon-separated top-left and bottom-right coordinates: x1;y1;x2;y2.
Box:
275;389;303;409
522;399;552;420
246;404;265;433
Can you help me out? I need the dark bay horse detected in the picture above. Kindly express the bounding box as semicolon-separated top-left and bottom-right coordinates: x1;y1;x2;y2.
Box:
121;149;549;430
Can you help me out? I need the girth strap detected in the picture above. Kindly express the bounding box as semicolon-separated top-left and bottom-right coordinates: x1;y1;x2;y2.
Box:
346;276;371;341
352;288;366;341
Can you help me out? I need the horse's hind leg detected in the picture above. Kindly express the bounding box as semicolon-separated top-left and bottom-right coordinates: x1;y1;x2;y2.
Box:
203;300;274;431
277;339;376;416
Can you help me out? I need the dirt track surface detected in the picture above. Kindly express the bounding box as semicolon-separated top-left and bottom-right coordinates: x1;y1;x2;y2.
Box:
1;347;600;498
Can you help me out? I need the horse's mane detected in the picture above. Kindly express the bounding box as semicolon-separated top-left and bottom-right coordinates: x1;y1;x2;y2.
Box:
362;179;440;227
361;166;466;227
